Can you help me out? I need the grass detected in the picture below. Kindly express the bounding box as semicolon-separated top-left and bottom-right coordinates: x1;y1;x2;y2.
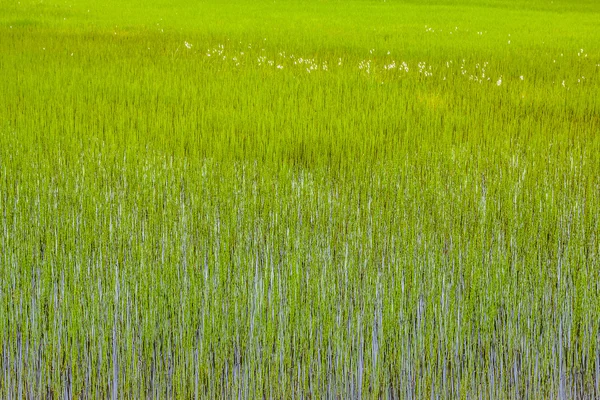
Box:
1;0;599;397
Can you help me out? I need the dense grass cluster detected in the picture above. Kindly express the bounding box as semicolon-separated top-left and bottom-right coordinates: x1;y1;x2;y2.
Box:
1;0;599;398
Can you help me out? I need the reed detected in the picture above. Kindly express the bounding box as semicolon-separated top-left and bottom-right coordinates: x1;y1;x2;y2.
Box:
1;0;599;397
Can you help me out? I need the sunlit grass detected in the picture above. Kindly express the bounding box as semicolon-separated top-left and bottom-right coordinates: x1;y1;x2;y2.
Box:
1;0;599;398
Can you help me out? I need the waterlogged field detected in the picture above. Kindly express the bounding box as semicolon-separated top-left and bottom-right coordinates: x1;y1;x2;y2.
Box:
1;0;600;398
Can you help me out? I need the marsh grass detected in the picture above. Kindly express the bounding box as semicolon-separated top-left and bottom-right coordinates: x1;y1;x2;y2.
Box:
1;0;599;398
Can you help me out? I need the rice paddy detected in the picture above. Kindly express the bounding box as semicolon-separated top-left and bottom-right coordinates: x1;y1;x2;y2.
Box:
1;0;599;398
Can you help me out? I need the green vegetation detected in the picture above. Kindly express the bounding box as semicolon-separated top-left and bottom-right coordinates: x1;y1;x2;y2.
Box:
1;0;599;397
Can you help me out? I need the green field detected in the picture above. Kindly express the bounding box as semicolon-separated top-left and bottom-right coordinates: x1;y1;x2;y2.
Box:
1;0;599;397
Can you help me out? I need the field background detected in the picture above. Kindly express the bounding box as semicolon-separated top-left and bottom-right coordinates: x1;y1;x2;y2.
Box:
1;0;599;398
